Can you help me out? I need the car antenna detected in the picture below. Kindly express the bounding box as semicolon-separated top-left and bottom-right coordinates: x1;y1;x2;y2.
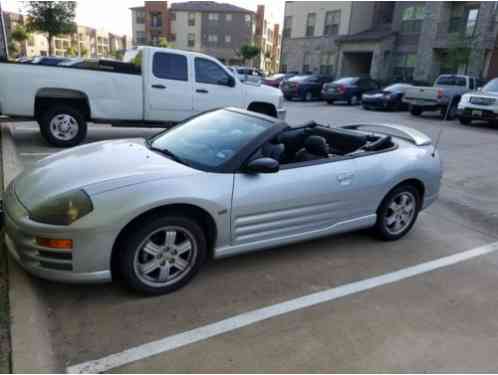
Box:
432;128;443;157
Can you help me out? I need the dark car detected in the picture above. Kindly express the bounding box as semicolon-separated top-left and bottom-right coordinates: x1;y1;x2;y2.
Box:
263;73;296;88
31;56;70;66
281;74;334;101
361;83;413;111
322;77;380;105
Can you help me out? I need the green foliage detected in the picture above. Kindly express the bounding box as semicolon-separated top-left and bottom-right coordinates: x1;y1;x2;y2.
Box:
112;49;125;60
80;46;89;57
158;37;172;48
11;24;30;43
7;41;18;56
66;46;78;57
239;44;260;63
24;1;77;55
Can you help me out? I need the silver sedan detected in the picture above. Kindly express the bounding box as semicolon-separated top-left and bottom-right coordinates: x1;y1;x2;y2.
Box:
3;108;442;295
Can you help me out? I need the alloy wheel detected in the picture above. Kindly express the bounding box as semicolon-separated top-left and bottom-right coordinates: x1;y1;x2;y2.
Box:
133;226;198;288
49;114;79;141
384;192;416;235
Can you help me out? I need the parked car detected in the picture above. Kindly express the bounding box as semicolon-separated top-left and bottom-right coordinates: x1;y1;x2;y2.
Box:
0;47;285;147
321;77;380;105
457;78;498;125
404;74;479;120
362;83;413;111
229;66;265;84
3;107;441;295
31;56;70;66
281;74;334;101
263;73;296;88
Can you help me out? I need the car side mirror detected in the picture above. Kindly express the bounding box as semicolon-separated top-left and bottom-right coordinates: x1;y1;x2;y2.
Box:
477;87;482;92
245;158;279;174
228;75;236;87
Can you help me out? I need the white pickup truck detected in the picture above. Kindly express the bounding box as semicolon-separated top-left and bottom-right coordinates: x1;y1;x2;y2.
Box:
403;74;479;120
0;47;285;147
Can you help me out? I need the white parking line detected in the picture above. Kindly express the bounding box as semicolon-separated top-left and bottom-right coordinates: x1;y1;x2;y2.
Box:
67;241;498;373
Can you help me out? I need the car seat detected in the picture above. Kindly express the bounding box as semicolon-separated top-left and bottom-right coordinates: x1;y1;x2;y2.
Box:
295;136;330;162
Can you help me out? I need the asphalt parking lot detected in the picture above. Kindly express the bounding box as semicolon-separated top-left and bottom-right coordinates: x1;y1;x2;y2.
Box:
5;102;498;372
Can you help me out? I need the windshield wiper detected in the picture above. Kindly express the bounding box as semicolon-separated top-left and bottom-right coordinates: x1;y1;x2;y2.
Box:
146;142;189;166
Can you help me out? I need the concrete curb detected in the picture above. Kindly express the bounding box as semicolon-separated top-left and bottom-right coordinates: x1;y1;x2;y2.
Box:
1;123;58;372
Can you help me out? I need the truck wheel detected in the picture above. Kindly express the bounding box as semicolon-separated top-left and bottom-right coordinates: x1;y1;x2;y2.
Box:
39;105;87;148
459;117;471;125
410;106;422;116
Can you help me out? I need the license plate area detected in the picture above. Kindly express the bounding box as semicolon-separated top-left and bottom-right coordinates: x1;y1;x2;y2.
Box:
472;110;483;117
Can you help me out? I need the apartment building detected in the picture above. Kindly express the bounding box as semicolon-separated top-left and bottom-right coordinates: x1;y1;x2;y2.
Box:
282;1;498;83
130;1;259;66
255;5;282;73
2;10;127;58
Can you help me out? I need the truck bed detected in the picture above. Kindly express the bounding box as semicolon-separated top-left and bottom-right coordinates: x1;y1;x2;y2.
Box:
0;62;144;120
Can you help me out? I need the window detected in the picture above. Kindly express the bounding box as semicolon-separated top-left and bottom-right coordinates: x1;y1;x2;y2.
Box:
136;10;145;24
401;6;424;33
208;13;219;22
136;31;146;44
226;13;232;21
188;12;195;26
324;10;340;36
170;12;176;21
320;52;335;74
208;34;218;44
195;58;232;86
151;12;162;28
303;54;311;73
283;16;292;38
169;33;176;42
435;75;466;86
306;13;316;37
225;34;231;44
393;53;417;81
466;8;479;37
245;14;252;23
188;33;195;47
153;52;188;81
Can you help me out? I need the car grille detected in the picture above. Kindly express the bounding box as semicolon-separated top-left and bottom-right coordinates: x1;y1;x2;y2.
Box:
469;96;496;106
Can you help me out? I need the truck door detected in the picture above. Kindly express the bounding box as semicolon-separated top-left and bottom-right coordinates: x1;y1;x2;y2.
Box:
192;57;244;114
145;50;194;122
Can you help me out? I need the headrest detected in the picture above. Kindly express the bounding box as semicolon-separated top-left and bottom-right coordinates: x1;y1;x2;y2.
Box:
304;136;329;157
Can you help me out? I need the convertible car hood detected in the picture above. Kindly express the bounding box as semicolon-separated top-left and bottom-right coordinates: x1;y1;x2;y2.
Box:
14;139;197;211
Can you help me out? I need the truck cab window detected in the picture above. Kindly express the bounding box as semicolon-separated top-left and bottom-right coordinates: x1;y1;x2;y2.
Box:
195;58;232;86
153;52;188;81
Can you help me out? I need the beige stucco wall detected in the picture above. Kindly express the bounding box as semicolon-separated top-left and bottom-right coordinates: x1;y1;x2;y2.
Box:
171;11;202;51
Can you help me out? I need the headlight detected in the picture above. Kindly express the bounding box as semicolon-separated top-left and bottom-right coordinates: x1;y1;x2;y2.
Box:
30;190;93;226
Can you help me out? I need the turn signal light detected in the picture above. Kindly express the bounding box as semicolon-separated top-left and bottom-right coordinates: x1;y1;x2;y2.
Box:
36;237;73;250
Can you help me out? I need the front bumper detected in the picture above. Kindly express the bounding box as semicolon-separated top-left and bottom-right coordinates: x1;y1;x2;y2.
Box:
3;186;113;284
457;106;498;121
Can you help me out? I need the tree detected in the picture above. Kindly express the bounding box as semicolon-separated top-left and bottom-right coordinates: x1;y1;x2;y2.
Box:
442;32;480;75
8;41;18;57
112;49;124;60
239;44;260;65
24;1;77;56
79;46;89;57
10;25;30;56
158;37;173;48
66;46;78;57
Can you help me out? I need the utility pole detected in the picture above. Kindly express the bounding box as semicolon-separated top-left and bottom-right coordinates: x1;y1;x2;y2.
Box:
0;0;8;60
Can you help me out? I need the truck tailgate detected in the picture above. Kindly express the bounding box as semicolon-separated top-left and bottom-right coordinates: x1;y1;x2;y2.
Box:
404;86;439;103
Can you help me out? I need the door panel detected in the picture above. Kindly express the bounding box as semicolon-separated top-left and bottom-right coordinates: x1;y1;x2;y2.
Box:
193;57;243;114
231;159;360;246
146;51;193;122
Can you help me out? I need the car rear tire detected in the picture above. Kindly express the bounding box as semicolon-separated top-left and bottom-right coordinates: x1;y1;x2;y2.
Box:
304;92;313;102
39;105;87;148
373;184;420;241
348;96;359;105
459;117;471;125
410;106;422;116
327;100;334;105
119;215;207;295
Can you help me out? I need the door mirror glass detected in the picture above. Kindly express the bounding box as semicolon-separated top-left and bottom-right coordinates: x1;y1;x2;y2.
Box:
245;158;279;174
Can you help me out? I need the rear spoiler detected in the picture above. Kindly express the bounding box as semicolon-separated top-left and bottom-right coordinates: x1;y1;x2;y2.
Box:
340;123;432;146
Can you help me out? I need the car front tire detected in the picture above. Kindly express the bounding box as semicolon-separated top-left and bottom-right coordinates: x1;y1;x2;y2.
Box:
459;117;471;125
119;215;207;295
374;184;420;241
39;105;87;147
410;106;422;116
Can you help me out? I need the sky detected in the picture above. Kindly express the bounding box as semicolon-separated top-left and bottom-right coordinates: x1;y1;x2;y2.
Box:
2;0;286;37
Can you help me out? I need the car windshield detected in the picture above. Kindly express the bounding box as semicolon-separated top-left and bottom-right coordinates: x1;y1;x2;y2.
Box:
483;79;498;93
268;74;286;80
334;77;358;85
288;75;311;82
384;84;410;92
149;110;272;169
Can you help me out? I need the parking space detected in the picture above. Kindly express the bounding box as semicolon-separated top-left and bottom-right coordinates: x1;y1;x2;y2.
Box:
5;102;498;371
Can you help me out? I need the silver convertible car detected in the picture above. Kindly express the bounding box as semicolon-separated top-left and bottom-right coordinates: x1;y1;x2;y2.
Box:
3;108;442;295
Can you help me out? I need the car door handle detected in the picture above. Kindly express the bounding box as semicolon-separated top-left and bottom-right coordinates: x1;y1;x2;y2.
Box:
152;84;166;89
337;172;354;184
196;89;209;94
